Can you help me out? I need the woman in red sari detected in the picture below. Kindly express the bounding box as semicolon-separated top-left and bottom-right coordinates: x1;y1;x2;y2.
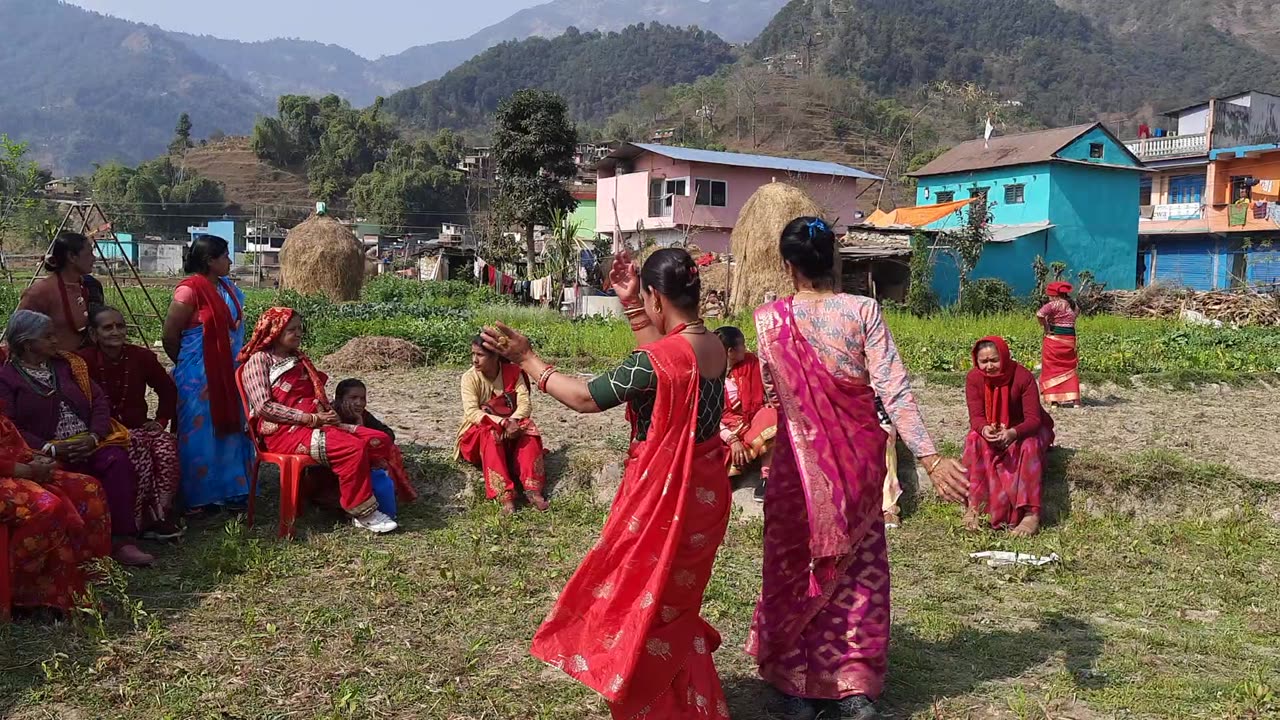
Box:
747;218;968;720
0;404;111;614
1037;281;1081;407
80;306;183;539
715;326;777;502
455;337;548;515
239;308;412;535
963;337;1054;537
482;248;732;719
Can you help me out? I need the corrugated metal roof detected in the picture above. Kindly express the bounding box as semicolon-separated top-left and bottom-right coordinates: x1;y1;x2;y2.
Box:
605;143;882;180
910;124;1098;177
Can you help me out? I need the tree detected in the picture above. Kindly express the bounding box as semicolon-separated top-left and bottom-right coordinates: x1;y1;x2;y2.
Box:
492;90;579;276
350;139;466;234
944;188;992;305
0;135;46;248
544;208;586;305
906;232;938;316
169;113;194;155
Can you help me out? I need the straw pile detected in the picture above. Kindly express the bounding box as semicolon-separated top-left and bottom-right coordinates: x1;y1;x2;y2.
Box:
1097;285;1280;326
728;183;823;314
322;337;426;372
279;213;365;301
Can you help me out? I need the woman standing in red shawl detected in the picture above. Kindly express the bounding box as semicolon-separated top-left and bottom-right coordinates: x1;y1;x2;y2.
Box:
714;325;777;502
455;336;548;515
239;308;411;535
80;306;183;539
482;248;732;719
162;235;255;511
747;218;968;720
1037;281;1081;407
0;406;111;615
963;337;1054;537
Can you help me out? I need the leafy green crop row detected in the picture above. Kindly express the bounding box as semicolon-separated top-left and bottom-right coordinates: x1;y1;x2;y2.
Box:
3;278;1278;378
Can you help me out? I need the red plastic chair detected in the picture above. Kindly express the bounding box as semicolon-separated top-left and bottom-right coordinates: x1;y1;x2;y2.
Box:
235;365;318;539
1;525;11;622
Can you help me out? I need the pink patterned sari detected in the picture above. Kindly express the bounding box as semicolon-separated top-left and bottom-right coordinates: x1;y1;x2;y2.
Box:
746;298;891;701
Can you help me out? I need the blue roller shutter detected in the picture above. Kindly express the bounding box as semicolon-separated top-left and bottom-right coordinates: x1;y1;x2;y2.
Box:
1247;248;1280;286
1152;239;1216;290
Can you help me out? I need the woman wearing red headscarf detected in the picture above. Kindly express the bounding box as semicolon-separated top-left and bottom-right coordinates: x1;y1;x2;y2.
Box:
1037;281;1080;406
238;308;413;535
963;337;1054;537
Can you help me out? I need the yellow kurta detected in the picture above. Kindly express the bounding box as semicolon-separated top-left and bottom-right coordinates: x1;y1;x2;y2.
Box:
454;365;531;459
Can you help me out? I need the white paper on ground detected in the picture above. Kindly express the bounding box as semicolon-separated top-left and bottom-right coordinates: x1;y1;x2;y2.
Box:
969;550;1060;568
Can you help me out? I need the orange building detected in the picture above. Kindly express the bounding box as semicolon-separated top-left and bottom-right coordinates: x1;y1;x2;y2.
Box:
1124;91;1280;289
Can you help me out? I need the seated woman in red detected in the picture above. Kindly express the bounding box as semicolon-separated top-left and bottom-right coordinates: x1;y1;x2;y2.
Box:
455;336;547;515
962;336;1055;537
713;327;777;500
1;406;111;615
239;308;404;535
79;306;183;540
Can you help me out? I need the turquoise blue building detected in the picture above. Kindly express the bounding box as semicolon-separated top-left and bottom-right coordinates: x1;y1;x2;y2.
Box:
95;232;138;264
910;123;1145;303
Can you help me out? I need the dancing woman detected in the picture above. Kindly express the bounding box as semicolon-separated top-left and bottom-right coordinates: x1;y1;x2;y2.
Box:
746;218;968;720
1037;281;1081;407
482;248;733;719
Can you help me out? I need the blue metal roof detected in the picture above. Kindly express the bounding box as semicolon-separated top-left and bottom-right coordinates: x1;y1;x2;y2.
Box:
628;143;883;181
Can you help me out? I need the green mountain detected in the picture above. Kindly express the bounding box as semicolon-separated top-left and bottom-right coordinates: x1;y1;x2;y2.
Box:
0;0;269;173
384;24;737;131
753;0;1278;126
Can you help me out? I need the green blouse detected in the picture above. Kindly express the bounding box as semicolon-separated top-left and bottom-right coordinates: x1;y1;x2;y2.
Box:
587;351;725;443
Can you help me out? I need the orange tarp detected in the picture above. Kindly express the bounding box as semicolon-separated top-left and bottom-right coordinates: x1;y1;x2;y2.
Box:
866;198;974;228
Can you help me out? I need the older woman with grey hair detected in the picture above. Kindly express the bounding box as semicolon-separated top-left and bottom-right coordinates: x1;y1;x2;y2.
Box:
0;309;154;566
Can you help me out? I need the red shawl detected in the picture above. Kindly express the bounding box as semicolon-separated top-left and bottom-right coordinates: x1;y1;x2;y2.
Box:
724;352;766;434
239;307;330;410
972;335;1015;428
178;274;243;435
482;362;528;418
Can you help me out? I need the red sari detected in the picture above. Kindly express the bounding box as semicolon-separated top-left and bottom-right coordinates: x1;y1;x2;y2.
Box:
530;333;732;719
1038;297;1080;404
456;363;546;501
722;352;777;475
246;356;413;515
0;412;111;611
963;337;1054;528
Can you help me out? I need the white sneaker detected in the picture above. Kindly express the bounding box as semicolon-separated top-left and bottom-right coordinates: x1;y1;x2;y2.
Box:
352;510;398;534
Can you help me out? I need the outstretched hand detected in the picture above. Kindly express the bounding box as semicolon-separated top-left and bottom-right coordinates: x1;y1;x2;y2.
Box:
927;457;969;504
609;250;641;306
481;322;534;365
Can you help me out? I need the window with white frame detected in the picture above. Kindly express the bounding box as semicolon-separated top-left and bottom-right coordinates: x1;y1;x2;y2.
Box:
694;179;728;207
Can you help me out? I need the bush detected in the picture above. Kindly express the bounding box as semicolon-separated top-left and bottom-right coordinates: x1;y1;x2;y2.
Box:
956;278;1017;316
906;232;938;316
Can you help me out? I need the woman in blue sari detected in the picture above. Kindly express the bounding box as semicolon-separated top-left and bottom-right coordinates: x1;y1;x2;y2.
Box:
161;235;255;512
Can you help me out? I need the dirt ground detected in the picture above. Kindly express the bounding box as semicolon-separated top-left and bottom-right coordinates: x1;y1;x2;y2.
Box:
339;367;1278;484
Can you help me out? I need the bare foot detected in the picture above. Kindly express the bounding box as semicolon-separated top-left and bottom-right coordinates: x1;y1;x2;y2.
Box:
963;508;983;532
526;492;550;512
883;512;901;529
499;498;516;516
1010;514;1041;537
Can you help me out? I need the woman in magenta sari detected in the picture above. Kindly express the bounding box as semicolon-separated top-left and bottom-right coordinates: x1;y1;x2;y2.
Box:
746;218;968;720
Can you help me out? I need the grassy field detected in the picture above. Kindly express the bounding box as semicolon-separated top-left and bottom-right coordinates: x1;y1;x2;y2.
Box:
0;445;1277;720
5;278;1277;383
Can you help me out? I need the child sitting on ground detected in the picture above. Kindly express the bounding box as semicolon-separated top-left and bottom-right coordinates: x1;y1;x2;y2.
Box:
332;378;417;517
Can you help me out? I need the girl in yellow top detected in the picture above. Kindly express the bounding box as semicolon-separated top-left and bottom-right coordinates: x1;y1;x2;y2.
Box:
456;335;547;514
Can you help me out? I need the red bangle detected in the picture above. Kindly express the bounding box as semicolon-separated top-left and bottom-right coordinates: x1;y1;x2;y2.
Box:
536;365;558;392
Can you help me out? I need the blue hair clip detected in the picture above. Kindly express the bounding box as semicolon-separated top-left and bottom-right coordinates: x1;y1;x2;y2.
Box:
807;218;829;238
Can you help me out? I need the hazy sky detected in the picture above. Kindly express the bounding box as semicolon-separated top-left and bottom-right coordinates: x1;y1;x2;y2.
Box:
66;0;548;58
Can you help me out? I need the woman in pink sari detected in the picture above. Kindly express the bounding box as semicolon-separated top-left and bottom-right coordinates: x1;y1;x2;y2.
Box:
746;217;969;720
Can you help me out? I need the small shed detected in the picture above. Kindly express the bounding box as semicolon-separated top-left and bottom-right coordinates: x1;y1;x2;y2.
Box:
839;228;920;302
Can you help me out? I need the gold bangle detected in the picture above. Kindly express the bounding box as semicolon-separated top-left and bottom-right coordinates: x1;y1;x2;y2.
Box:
927;457;943;474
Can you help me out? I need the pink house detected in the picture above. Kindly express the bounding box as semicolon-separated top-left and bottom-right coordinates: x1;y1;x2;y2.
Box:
595;143;883;253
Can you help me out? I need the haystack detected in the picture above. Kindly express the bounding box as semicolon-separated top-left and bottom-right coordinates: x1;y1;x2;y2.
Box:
322;337;426;372
729;182;824;315
279;213;365;301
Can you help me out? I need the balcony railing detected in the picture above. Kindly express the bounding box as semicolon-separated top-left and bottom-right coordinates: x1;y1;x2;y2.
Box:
1125;134;1208;160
